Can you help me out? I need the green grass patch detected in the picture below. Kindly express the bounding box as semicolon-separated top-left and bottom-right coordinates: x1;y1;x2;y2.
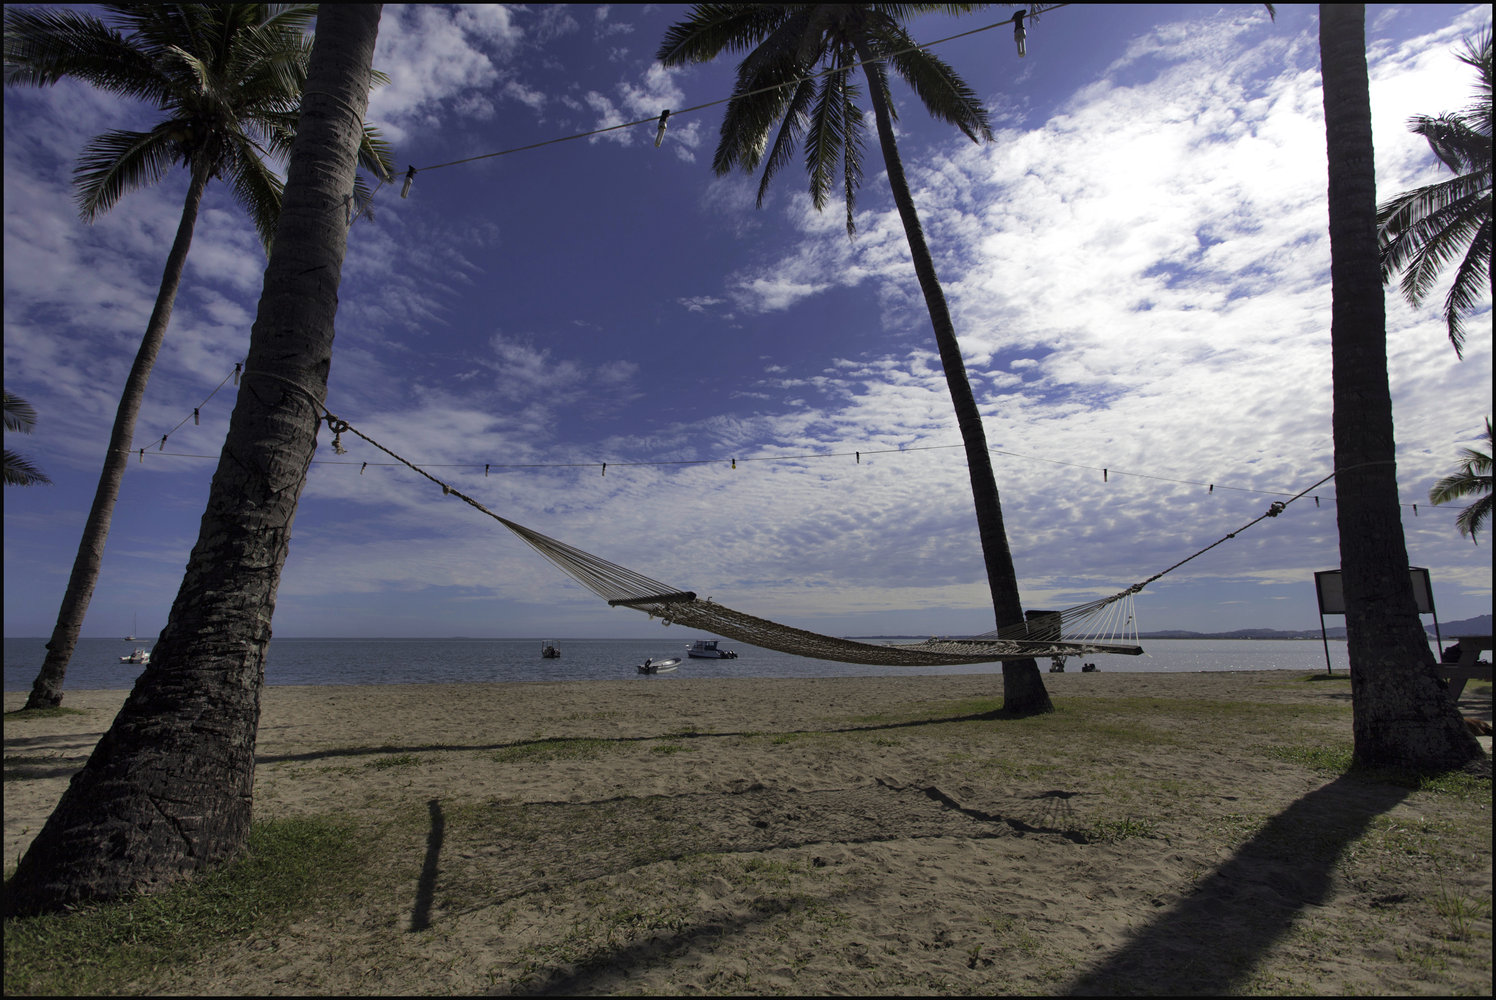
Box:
1435;881;1493;941
1266;744;1356;772
1264;744;1489;799
1086;817;1158;843
650;742;690;755
365;753;419;770
490;738;610;764
1357;765;1491;800
2;816;365;996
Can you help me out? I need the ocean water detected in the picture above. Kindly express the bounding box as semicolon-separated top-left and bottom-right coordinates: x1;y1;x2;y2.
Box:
3;635;1384;693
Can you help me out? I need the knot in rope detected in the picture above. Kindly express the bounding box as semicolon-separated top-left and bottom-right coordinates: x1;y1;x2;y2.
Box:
325;415;351;455
1266;501;1287;517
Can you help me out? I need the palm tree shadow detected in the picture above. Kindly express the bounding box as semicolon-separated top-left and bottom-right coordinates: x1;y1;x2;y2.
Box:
1063;773;1411;994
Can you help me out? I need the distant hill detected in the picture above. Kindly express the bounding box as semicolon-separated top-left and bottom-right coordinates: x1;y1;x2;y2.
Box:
1431;614;1492;638
1136;613;1491;642
1138;628;1338;640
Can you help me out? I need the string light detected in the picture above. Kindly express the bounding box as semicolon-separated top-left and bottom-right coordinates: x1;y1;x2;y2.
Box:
1014;10;1027;57
654;109;671;147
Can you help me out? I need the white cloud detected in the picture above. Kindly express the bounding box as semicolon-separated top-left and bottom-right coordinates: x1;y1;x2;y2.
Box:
367;5;525;143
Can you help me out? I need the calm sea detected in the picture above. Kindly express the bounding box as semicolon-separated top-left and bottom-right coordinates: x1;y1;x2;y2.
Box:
2;635;1390;693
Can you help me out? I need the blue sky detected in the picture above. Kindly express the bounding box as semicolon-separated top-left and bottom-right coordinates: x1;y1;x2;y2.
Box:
4;3;1492;642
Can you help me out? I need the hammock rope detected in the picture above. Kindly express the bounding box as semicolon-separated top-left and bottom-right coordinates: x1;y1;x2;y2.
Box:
317;408;1333;667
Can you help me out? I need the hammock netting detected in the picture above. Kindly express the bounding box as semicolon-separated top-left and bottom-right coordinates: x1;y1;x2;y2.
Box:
498;515;1144;667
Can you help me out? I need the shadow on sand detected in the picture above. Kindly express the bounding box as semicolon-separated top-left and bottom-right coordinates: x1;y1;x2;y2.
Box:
1062;772;1411;994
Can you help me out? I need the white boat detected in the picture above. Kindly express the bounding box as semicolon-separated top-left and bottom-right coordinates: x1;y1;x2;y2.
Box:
637;657;681;674
540;642;561;659
120;648;150;664
686;639;737;659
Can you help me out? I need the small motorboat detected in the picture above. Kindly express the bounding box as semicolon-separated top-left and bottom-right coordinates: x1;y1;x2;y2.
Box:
637;657;681;675
686;639;738;659
120;648;150;664
540;642;561;659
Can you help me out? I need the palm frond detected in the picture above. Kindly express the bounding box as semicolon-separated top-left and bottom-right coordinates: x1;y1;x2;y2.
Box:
1392;193;1485;309
1377;171;1489;268
1377;28;1493;355
221;130;284;251
3;6;168;103
1429;418;1494;540
875;16;992;143
1439;209;1491;357
3;390;39;433
1409;114;1491;174
3;449;52;487
358;121;394;183
656;4;795;64
755;78;817;206
841;67;866;236
73;126;181;220
805;61;854;217
662;2;991;237
734;6;818;88
715;52;806;174
2;389;49;486
1455;493;1493;541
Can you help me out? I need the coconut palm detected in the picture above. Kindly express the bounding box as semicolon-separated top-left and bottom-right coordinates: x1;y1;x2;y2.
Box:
658;3;1055;713
1318;3;1479;770
4;3;393;710
6;3;385;915
1376;31;1492;359
1428;417;1493;542
4;389;51;486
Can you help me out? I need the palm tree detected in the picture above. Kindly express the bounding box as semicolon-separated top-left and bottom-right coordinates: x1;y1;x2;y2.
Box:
4;389;51;486
1428;417;1493;542
658;3;1054;713
1318;3;1479;770
3;4;393;710
1376;30;1492;359
5;4;385;915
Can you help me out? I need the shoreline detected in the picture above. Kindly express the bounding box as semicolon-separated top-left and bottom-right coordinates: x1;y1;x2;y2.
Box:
6;670;1490;995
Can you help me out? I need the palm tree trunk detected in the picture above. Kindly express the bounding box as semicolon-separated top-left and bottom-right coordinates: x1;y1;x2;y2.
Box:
853;41;1051;714
23;161;212;710
5;4;384;914
1319;3;1479;769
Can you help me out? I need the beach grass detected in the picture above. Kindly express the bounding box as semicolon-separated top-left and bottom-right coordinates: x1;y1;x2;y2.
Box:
3;672;1489;995
3;817;368;996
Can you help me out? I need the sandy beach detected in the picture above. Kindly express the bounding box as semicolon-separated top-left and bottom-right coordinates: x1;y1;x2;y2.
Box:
5;670;1491;995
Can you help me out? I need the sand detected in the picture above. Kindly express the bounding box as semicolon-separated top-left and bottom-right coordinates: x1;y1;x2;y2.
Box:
4;670;1492;995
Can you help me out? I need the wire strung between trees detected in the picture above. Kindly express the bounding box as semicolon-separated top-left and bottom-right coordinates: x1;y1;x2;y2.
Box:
125;360;1452;519
398;6;1069;189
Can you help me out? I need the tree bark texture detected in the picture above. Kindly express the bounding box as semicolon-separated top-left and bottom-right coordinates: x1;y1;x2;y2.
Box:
854;43;1052;714
1318;4;1480;769
25;162;211;710
5;4;384;914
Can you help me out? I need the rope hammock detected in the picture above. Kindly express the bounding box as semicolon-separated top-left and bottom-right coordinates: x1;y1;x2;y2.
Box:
319;408;1334;667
